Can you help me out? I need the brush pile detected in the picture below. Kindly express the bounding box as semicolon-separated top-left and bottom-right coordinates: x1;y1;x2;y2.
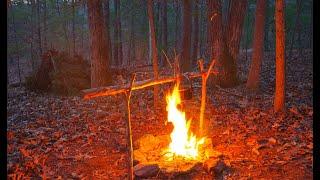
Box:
26;50;90;95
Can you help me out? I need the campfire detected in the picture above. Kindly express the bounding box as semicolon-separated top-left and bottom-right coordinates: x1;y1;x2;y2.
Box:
133;83;222;176
164;83;205;160
82;59;224;178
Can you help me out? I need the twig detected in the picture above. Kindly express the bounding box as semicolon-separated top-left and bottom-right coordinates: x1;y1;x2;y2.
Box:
162;49;172;69
124;73;136;180
213;84;245;98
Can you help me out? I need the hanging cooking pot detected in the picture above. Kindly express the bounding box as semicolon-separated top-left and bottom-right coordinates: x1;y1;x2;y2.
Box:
179;74;193;100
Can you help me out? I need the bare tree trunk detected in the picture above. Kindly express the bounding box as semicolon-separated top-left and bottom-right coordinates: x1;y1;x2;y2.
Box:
288;0;302;60
199;0;206;58
220;0;248;87
12;9;21;84
310;0;312;49
274;0;286;112
162;0;168;67
128;9;135;66
72;0;76;56
30;0;36;70
37;0;42;56
43;0;48;51
104;0;112;67
207;0;223;74
157;2;162;66
56;0;70;54
113;0;119;66
174;0;180;52
192;0;199;66
87;0;112;87
147;0;159;108
246;0;267;90
181;0;192;72
118;1;123;66
264;0;270;51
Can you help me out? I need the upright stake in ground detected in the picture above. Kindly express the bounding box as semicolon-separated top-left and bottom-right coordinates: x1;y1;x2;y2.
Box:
124;73;136;180
198;59;216;136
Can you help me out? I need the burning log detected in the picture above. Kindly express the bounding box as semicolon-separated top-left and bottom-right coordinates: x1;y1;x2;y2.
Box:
81;71;218;99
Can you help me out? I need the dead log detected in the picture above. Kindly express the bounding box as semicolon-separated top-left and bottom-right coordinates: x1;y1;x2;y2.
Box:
82;71;218;99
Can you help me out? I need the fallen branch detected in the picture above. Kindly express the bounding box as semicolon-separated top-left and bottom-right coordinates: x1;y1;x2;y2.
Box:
82;71;218;99
213;85;245;98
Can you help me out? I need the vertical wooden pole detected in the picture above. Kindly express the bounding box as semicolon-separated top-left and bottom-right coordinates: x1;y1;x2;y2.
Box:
124;74;136;180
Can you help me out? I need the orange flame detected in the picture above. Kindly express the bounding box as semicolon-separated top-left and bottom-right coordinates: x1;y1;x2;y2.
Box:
165;84;205;160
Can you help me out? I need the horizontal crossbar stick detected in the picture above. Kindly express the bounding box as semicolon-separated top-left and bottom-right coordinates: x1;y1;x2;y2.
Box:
82;71;218;99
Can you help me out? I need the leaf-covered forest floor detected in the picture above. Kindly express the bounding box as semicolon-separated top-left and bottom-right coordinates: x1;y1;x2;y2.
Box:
7;50;313;179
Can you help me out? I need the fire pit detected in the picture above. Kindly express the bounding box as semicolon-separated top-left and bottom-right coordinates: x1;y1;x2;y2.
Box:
133;84;225;178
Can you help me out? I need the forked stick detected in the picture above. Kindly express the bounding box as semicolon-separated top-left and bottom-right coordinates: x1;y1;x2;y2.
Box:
198;59;216;136
124;74;136;180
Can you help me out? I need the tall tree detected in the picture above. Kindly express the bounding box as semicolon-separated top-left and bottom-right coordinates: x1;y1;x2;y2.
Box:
223;0;247;85
87;0;112;87
173;0;181;52
11;5;21;84
30;0;36;70
207;0;223;76
274;0;285;112
180;0;192;72
118;0;123;66
104;0;112;66
128;1;135;66
56;0;70;54
113;0;119;66
147;0;159;107
43;0;48;51
246;0;267;90
192;0;199;65
37;0;42;55
162;0;168;67
288;0;302;59
72;0;76;56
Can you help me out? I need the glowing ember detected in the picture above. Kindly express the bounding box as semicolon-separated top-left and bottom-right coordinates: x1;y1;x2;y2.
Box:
165;83;205;160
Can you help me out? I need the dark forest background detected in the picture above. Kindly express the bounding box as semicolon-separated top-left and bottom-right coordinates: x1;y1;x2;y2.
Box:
7;0;312;84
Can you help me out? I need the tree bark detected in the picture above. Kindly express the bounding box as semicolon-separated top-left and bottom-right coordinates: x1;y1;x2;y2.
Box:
174;0;180;52
37;0;42;55
128;1;135;66
56;0;70;54
192;0;199;66
30;0;36;70
274;0;286;112
147;0;160;108
104;0;112;67
246;0;267;90
181;0;192;72
87;0;112;87
220;0;248;87
162;0;168;67
207;0;223;74
118;0;123;65
72;0;76;56
113;0;119;66
288;0;302;60
12;8;21;84
43;0;48;51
